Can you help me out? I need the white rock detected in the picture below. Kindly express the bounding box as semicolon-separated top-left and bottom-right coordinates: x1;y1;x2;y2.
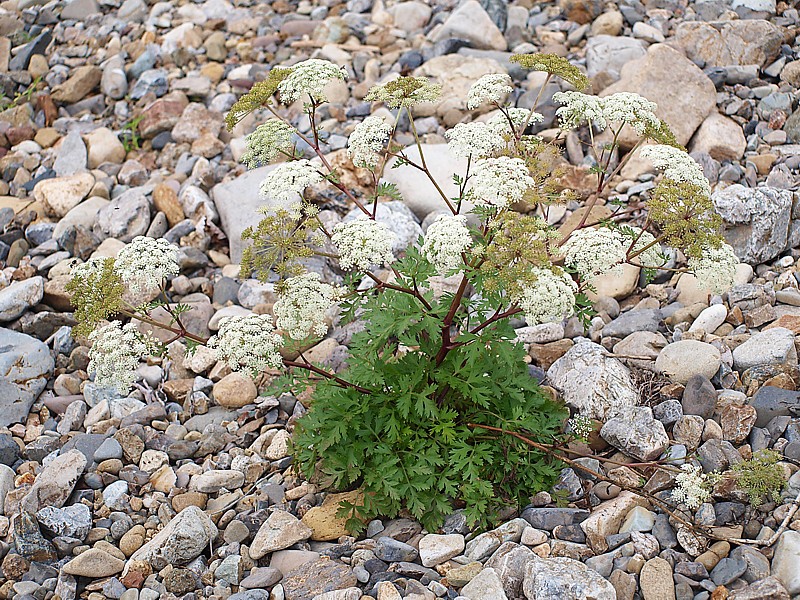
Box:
419;534;465;567
33;172;95;217
460;567;508;600
189;469;245;493
250;510;313;559
432;0;506;51
523;555;616;600
0;277;44;321
655;340;721;384
688;304;728;333
773;530;800;595
732;327;797;371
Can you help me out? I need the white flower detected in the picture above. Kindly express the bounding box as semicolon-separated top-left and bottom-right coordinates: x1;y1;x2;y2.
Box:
554;91;607;130
562;227;627;279
348;115;392;170
332;217;396;270
620;226;665;268
641;144;711;196
466;73;513;110
273;272;342;340
601;92;659;135
240;120;294;168
688;243;739;293
115;236;180;295
421;215;473;274
259;159;324;207
445;122;506;159
469;157;534;209
672;464;711;510
487;108;543;135
88;321;155;394
514;267;577;326
278;58;347;104
207;314;284;377
70;256;107;280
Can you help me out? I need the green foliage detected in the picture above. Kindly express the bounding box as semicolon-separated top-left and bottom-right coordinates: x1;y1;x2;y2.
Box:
240;207;318;280
65;258;125;337
121;115;144;152
649;180;723;259
225;68;293;131
0;76;42;112
510;53;589;91
293;248;567;532
732;450;785;507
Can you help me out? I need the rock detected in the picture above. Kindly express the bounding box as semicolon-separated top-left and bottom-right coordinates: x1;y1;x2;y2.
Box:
591;11;624;36
602;309;661;338
720;404;757;443
460;567;508;600
522;555;616;600
733;328;797;371
21;449;86;513
0;277;44;321
772;531;800;595
171;103;223;144
712;185;794;264
558;0;603;23
281;557;357;600
419;534;465;567
189;469;245;493
36;504;91;540
153;184;185;227
240;566;283;589
374;537;419;562
95;188;151;242
682;374;717;419
689;304;728;334
302;490;364;541
126;506;217;568
600;44;716;148
33;172;95;218
53;130;88;176
101;54;128;100
639;557;676;600
250;510;313;559
391;1;431;31
63;549;124;577
580;491;648;553
674;20;784;68
728;577;790;600
432;0;506;51
690;112;747;161
51;65;102;104
485;542;533;598
0;329;54;427
655;340;721;384
586;35;647;81
547;341;638;421
85;127;126;167
381;144;467;220
620;506;655;533
600;406;669;461
212;372;257;408
590;264;640;300
750;386;800;427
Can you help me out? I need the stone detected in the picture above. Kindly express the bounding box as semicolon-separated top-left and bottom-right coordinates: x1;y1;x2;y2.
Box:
690;113;747;162
772;531;800;595
674;20;784;68
21;449;86;513
580;491;648;553
213;373;257;408
546;341;638;421
558;0;603;22
639;557;676;600
53;130;88;176
36;504;91;540
63;549;124;577
153;184;185;227
600;406;669;461
689;304;728;334
0;277;43;321
655;340;721;384
460;567;508;600
682;374;717;419
95;188;151;243
240;566;283;589
51;65;102;104
720;404;757;443
711;557;747;586
728;577;790;600
591;11;623;36
432;1;506;51
85;127;126;167
586;35;647;81
712;185;794;264
281;557;357;600
189;469;245;493
33;172;95;218
600;44;716;148
602;309;661;338
126;506;217;568
250;510;313;559
374;536;419;562
419;534;465;567
391;1;431;31
733;328;797;371
522;555;616;600
619;506;655;533
101;54;127;100
750;386;800;428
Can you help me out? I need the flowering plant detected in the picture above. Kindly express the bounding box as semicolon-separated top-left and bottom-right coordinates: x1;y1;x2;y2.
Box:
69;55;738;530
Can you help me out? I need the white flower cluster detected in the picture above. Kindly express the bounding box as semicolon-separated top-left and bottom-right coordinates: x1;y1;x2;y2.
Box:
278;58;347;104
421;215;473;275
469;157;535;209
562;227;627;279
554;91;659;134
332;217;396;270
514;267;577;326
688;243;739;293
207;314;284;376
88;321;155;394
445;122;505;159
486;108;542;136
259;159;324;208
671;464;712;510
466;73;513;110
274;272;342;340
567;415;594;439
240;120;294;168
115;236;180;295
348;115;392;170
641;144;711;195
621;226;665;268
70;256;107;280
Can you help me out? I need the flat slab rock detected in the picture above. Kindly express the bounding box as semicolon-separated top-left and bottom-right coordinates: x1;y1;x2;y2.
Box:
280;557;357;600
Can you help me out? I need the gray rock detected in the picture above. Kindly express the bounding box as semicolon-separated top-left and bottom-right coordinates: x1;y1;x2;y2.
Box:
126;506;218;568
521;508;590;531
95;188;151;242
712;557;747;586
682;374;717;419
460;567;508;600
601;309;661;339
522;555;616;600
712;184;795;264
374;536;419;562
249;510;313;559
53;130;88;176
728;577;789;600
0;328;54;426
21;449;87;513
600;406;669;461
36;504;92;540
280;558;358;600
731;545;770;583
732;327;797;371
750;386;800;428
101;55;128;100
0;277;44;321
586;35;647;81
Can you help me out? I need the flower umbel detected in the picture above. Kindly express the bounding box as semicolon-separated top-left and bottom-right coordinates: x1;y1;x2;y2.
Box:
347;115;393;170
421;215;473;275
487;108;542;136
88;321;157;394
562;227;627;279
332;217;396;270
207;314;284;377
114;236;180;296
240;120;295;167
553;91;607;130
469;157;535;209
277;58;347;104
66;257;125;337
671;464;712;510
364;76;441;108
274;272;342;340
466;74;513;110
510;53;589;91
641;144;711;196
688;243;738;293
514;267;577;326
445;122;505;159
259;159;324;208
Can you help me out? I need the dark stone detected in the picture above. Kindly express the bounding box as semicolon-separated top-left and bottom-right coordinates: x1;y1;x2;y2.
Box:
682;374;717;419
552;524;586;543
9;31;52;71
13;513;56;562
281;558;358;600
750;386;800;428
0;433;20;466
374;537;418;562
212;277;241;305
711;557;747;586
521;507;590;531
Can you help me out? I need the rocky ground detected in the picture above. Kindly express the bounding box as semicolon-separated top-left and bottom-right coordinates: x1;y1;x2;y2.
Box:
2;0;800;599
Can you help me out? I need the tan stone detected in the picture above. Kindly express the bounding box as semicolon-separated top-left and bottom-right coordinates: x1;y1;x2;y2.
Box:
690;112;747;161
212;372;257;409
301;490;364;541
580;491;649;553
